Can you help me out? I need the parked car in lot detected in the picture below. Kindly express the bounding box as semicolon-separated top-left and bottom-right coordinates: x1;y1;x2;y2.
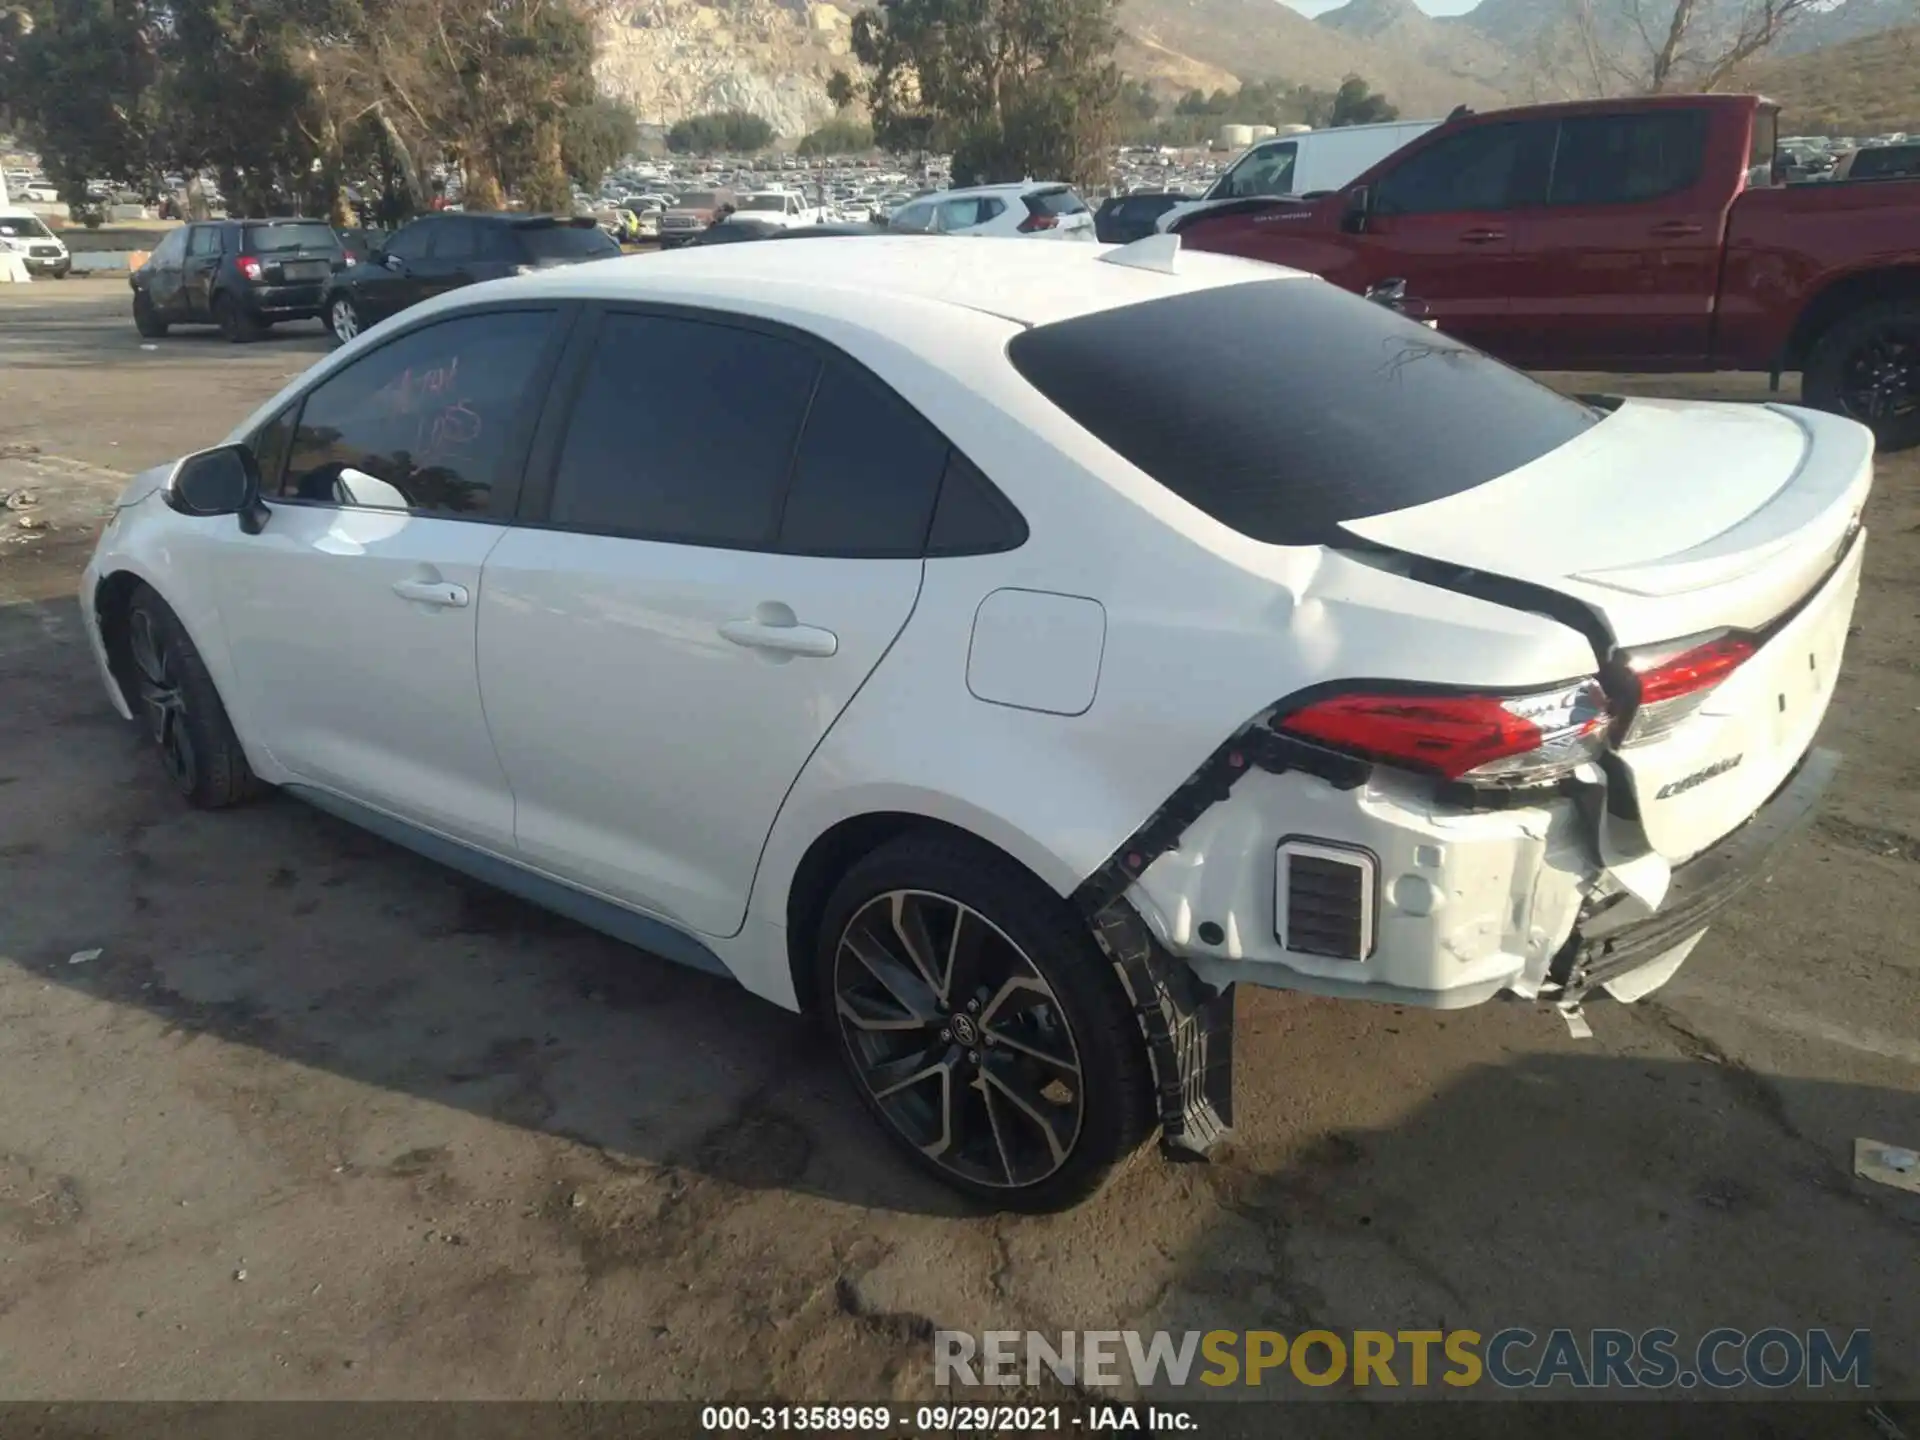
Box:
1831;142;1920;182
1173;93;1920;449
887;182;1097;239
81;236;1870;1210
657;190;739;247
322;212;619;342
131;219;344;341
0;207;70;277
722;190;830;230
1093;191;1193;245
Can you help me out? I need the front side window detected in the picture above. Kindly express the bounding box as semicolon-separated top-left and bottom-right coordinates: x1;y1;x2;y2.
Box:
148;228;188;264
427;218;479;260
1220;144;1298;200
547;313;819;547
383;222;433;262
280;309;556;516
1547;110;1708;206
1373;121;1552;215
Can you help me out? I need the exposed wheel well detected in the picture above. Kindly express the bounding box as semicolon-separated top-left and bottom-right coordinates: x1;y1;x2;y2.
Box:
93;570;149;710
783;812;1064;1014
1784;266;1920;371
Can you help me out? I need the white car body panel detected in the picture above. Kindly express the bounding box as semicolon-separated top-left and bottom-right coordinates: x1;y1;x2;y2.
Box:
82;239;1872;1029
475;529;923;938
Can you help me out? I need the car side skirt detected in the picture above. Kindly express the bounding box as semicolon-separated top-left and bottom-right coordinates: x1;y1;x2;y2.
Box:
285;784;736;981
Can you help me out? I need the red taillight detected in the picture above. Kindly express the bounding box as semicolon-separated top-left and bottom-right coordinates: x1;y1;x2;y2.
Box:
238;255;263;281
1620;631;1755;747
1019;211;1059;233
1276;680;1611;786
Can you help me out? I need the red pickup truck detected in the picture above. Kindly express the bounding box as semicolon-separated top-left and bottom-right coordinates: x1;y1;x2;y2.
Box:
1172;94;1920;449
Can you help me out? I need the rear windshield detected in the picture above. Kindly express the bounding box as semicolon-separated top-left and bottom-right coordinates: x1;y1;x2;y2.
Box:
1026;188;1088;216
244;222;339;253
516;222;621;261
1007;278;1601;546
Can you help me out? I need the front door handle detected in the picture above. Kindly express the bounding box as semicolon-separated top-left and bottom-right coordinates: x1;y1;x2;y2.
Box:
1651;220;1704;237
1458;228;1506;244
719;617;838;658
392;578;469;608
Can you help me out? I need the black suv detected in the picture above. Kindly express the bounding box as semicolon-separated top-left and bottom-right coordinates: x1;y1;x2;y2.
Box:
322;212;619;343
131;218;344;342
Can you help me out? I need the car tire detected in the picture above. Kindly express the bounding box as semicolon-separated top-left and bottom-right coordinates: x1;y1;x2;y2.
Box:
1803;298;1920;452
814;831;1154;1212
122;584;260;809
132;290;168;338
327;293;362;345
213;291;262;344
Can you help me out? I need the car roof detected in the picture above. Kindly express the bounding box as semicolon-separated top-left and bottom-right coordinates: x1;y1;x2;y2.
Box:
939;181;1072;197
500;233;1299;329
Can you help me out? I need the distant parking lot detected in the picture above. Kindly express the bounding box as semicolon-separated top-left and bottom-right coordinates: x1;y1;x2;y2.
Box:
1;276;1916;1403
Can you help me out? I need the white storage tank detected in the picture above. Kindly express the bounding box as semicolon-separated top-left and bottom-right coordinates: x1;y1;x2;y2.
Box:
1275;123;1312;136
1217;123;1255;150
1249;124;1278;140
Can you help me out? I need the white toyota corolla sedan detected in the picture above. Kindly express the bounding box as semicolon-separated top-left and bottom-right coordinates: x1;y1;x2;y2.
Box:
81;235;1872;1210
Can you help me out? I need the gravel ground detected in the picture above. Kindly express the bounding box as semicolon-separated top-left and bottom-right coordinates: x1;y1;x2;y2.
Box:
1;278;1915;1407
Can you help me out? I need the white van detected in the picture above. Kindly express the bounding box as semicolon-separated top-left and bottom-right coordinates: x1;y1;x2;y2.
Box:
0;209;71;278
1158;119;1439;232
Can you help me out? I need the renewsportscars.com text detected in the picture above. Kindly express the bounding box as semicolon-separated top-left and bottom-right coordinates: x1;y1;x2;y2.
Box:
935;1328;1873;1391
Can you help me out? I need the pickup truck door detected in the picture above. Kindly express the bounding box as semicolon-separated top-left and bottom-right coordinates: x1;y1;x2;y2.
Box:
1504;108;1723;369
1342;118;1556;356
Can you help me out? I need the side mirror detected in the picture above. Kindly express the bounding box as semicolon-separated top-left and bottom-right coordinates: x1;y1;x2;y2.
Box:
1341;186;1371;234
166;443;269;535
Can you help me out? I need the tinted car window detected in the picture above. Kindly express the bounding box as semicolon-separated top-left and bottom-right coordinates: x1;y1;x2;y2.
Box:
549;313;819;546
428;218;479;259
1027;187;1088;216
518;222;621;261
1006;279;1600;547
384;222;433;262
1850;144;1920;179
281;309;556;516
149;228;188;264
777;358;950;557
251;405;297;494
1374;121;1548;215
889;200;937;233
1548;110;1708;205
188;226;222;256
245;222;338;253
927;452;1027;556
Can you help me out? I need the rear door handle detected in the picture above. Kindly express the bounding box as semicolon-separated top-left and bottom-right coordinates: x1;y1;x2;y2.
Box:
1651;220;1704;237
719;617;838;658
1458;228;1506;244
392;578;469;608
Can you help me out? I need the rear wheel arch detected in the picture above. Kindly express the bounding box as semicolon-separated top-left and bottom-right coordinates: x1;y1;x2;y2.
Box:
784;811;1078;1017
1784;265;1920;371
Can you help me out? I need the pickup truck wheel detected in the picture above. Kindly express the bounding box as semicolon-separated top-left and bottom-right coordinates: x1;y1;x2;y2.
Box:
815;832;1154;1212
1803;299;1920;452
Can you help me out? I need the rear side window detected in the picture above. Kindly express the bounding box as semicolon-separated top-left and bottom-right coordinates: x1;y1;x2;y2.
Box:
1026;188;1087;216
1548;110;1708;205
776;358;949;557
548;313;819;546
518;222;621;262
188;226;223;256
1850;145;1920;180
1006;279;1600;547
244;222;338;253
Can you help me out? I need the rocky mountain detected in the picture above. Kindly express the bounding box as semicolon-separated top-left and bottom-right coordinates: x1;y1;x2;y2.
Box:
1316;0;1523;91
1739;22;1920;132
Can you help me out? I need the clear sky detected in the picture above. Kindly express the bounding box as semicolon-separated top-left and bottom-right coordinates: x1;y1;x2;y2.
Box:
1283;0;1486;14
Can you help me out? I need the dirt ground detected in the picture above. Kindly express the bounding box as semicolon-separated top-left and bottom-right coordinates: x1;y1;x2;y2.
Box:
1;278;1916;1406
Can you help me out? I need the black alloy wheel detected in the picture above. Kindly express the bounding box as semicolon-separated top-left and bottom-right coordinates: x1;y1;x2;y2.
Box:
127;601;197;793
1805;299;1920;451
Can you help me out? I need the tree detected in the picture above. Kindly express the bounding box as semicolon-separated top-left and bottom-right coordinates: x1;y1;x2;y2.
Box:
1572;0;1822;93
851;0;1122;188
797;117;874;155
1328;76;1398;126
665;109;776;154
563;96;639;190
825;68;856;111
